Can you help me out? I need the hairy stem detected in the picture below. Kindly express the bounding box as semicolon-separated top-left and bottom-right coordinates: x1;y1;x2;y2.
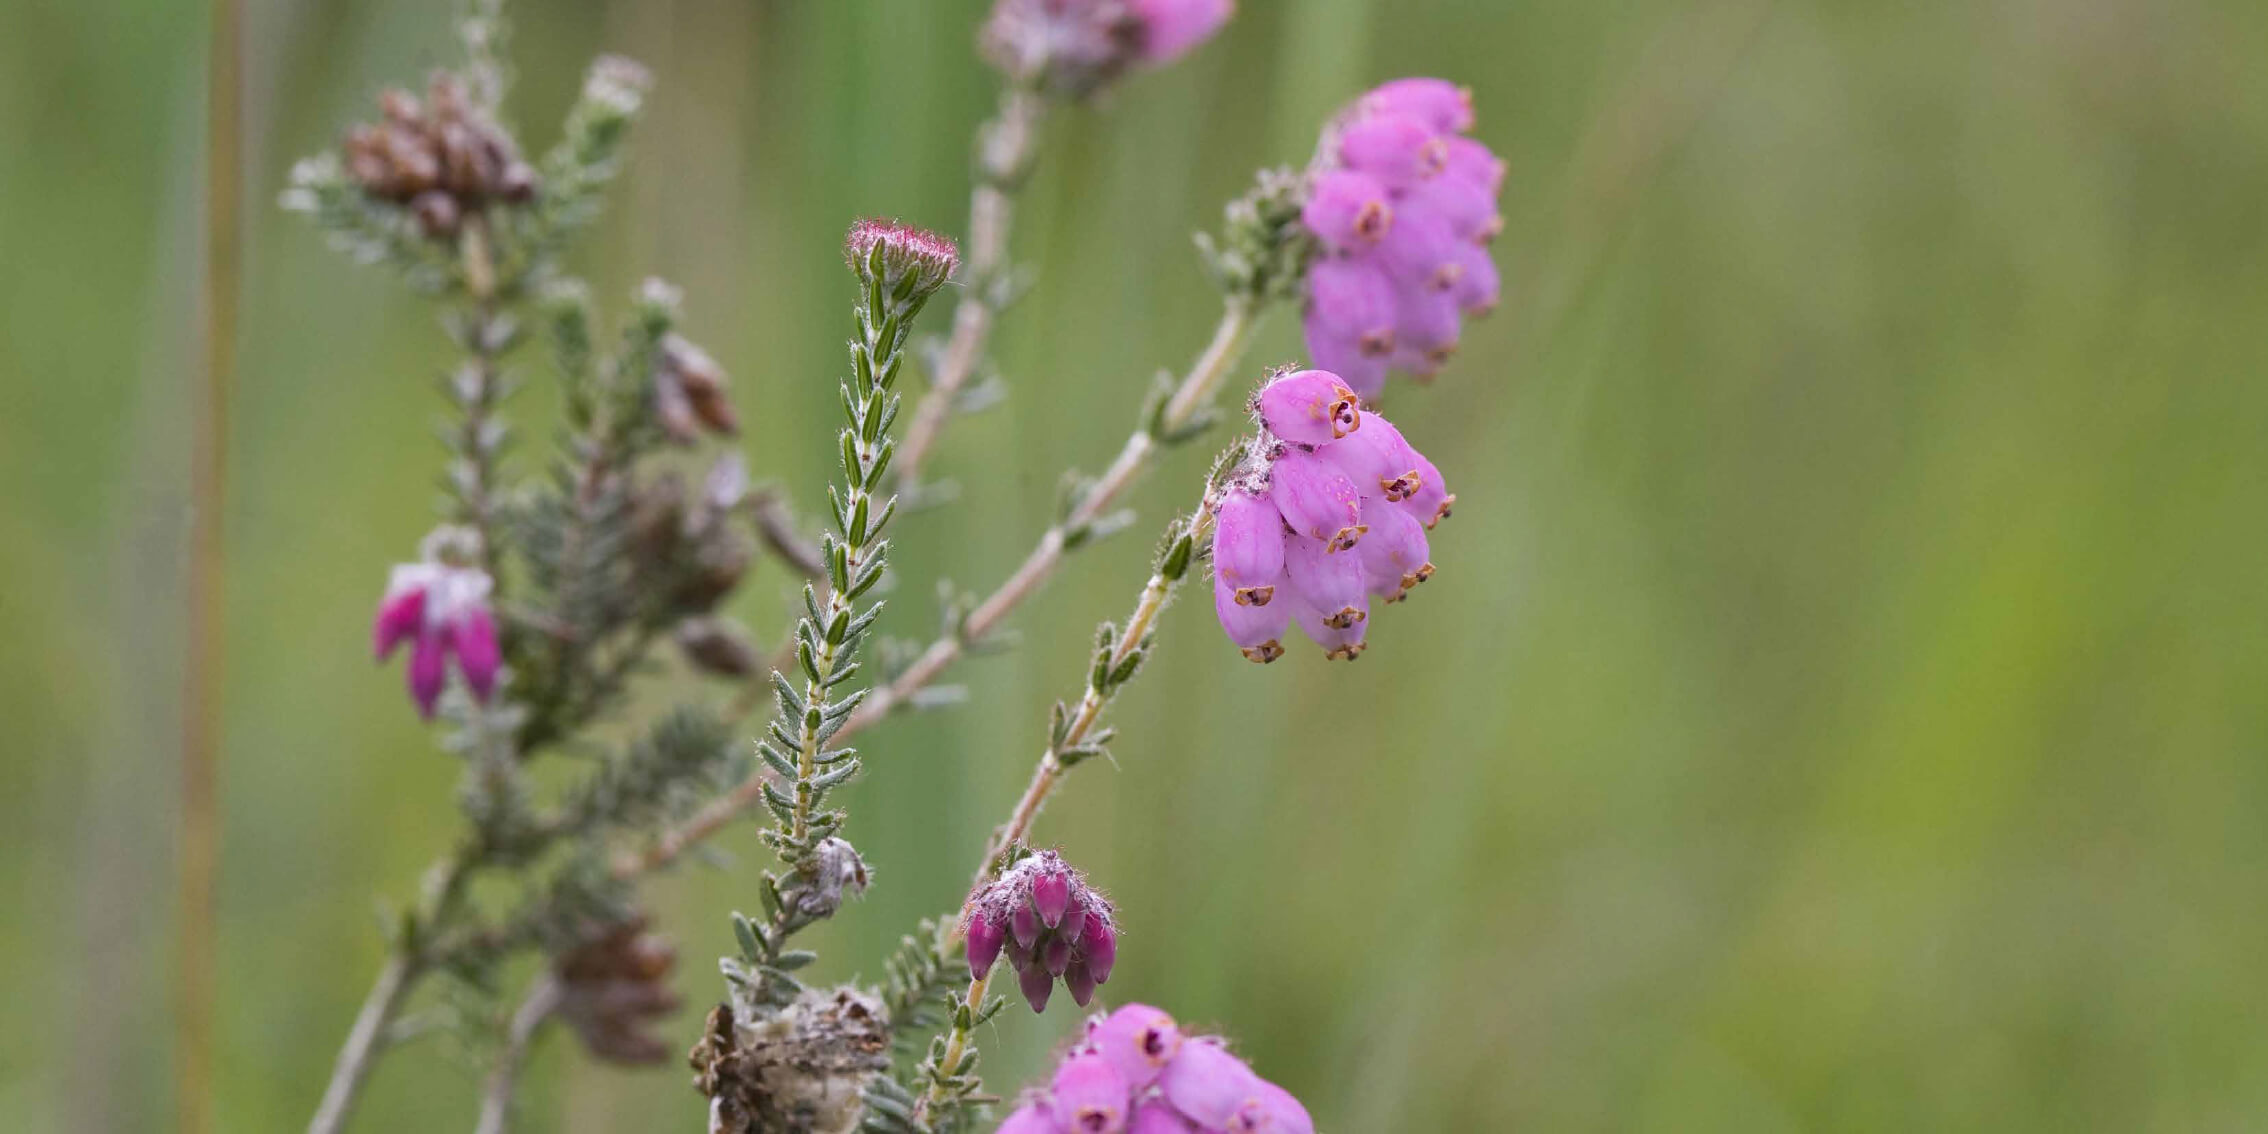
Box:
916;493;1216;1123
894;86;1044;491
473;975;561;1134
624;300;1255;879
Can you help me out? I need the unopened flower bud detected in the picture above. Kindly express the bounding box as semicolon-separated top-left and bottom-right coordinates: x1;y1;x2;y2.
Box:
1357;504;1433;602
1032;865;1073;928
1019;957;1056;1014
966;910;1008;980
1210;488;1285;605
999;1101;1059;1134
845;218;959;308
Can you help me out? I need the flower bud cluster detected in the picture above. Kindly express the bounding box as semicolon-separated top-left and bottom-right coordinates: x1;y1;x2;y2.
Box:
1300;78;1506;397
372;526;502;717
963;850;1119;1014
981;0;1232;100
553;915;681;1065
998;1003;1313;1134
342;71;538;240
1209;370;1451;663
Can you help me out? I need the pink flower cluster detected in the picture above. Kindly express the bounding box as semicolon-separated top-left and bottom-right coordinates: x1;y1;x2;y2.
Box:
372;542;500;718
981;0;1232;98
1300;77;1506;398
997;1004;1312;1134
1209;370;1450;663
965;850;1121;1014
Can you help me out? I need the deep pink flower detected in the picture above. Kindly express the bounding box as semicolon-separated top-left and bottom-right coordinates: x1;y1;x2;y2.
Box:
1085;1003;1184;1090
1252;369;1361;446
1207;370;1450;661
997;1099;1059;1134
1299;169;1394;252
1301;78;1503;394
1157;1039;1263;1128
1013;1006;1313;1134
373;558;499;718
1051;1051;1131;1133
1264;449;1363;551
964;850;1116;1014
1361;77;1475;134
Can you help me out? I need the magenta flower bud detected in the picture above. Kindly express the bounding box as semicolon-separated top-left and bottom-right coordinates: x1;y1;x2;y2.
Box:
1451;242;1500;316
1300;169;1394;251
1362;77;1475;134
1284;534;1368;627
1335;113;1447;190
844;218;959;304
1254;369;1361;446
1444;134;1507;196
1010;900;1041;949
1065;958;1098;1007
1128;0;1233;65
454;608;501;700
1130;1100;1201;1133
966;910;1008;980
1032;866;1073;928
1051;1051;1131;1134
372;570;429;659
1005;935;1032;974
1291;594;1368;660
1358;502;1434;601
1214;569;1292;664
1404;172;1499;244
1317;412;1421;501
1018;958;1056;1014
1265;450;1362;550
1087;1004;1184;1090
997;1100;1059;1134
1158;1040;1264;1129
1080;910;1118;984
1211;488;1286;604
407;631;448;718
1044;934;1076;977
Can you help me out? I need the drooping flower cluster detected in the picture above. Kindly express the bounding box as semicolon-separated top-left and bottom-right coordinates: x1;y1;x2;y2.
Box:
552;915;681;1065
1300;77;1506;398
341;71;538;240
982;0;1233;99
964;850;1119;1013
1209;370;1450;663
372;527;502;717
997;1004;1313;1134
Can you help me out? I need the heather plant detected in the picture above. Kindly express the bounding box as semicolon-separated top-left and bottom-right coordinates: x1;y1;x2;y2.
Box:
285;2;1497;1131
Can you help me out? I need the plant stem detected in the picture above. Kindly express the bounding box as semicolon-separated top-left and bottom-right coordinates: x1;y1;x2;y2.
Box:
307;953;415;1134
915;493;1217;1123
473;975;561;1134
623;300;1256;879
894;86;1044;491
307;852;476;1134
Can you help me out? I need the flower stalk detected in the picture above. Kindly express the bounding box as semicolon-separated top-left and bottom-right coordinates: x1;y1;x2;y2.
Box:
907;480;1217;1128
894;85;1046;492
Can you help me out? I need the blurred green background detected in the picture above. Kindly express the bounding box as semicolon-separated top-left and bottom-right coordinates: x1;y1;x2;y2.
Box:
7;0;2268;1129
